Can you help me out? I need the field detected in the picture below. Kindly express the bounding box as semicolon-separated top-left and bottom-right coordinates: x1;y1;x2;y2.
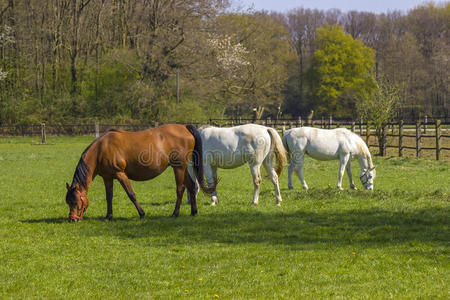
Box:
0;136;449;299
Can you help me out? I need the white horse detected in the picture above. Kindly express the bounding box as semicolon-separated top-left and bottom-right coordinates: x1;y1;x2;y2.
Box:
188;124;287;205
282;127;376;190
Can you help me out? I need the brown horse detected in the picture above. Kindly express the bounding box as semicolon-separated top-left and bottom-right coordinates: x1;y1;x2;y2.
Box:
65;124;211;222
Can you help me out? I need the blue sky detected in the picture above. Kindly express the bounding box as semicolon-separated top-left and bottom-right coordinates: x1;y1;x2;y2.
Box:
233;0;441;13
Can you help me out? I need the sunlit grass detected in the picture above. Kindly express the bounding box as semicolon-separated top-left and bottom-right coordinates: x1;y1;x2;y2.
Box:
0;136;448;298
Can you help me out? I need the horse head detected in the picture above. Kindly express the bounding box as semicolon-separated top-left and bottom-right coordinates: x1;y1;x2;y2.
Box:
65;183;89;222
360;166;376;190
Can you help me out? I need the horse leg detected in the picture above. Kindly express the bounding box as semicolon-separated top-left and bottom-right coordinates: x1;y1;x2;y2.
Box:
184;170;198;216
115;172;145;219
294;156;308;190
103;177;114;220
346;159;357;190
249;163;262;205
337;154;350;190
171;166;186;217
288;161;295;190
264;158;282;206
210;166;219;204
204;164;219;205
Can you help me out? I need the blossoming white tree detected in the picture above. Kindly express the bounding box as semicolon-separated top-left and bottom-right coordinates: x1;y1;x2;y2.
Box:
208;34;250;79
0;25;14;81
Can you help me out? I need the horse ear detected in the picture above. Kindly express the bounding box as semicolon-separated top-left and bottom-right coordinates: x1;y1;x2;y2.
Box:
66;182;70;190
75;183;80;191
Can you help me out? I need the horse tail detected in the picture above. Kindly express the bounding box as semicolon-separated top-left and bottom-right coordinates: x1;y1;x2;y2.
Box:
185;125;214;195
282;132;291;163
267;128;287;177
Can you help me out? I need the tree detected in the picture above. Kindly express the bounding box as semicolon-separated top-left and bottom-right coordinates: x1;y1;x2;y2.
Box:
308;24;375;117
208;13;295;118
285;8;340;116
356;77;401;154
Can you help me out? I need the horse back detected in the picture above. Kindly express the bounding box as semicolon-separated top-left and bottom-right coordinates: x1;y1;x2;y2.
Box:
201;124;270;167
95;125;194;180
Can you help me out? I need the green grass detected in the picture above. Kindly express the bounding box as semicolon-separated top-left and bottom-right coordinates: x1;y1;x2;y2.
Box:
0;136;449;299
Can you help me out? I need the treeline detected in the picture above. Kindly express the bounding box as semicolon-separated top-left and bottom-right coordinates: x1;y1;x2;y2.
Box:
0;1;448;124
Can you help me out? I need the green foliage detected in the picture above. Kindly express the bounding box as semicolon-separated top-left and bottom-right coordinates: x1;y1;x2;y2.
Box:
357;77;401;153
1;3;449;123
0;137;449;298
309;24;376;117
81;50;140;119
209;13;296;116
357;77;401;129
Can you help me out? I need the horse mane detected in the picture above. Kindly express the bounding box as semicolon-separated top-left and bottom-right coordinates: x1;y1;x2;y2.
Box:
354;133;374;168
71;129;120;188
198;124;212;130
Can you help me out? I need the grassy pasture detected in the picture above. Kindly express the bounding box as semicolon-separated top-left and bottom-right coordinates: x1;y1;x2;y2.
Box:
0;136;449;299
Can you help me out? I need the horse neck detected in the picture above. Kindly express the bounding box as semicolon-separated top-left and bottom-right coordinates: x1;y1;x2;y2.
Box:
72;143;98;194
356;141;373;171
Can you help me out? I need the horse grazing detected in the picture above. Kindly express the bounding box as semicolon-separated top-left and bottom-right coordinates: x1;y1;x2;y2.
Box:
282;127;376;190
187;124;287;206
65;124;211;222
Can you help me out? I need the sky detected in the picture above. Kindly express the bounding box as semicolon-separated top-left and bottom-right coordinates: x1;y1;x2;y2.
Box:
233;0;441;14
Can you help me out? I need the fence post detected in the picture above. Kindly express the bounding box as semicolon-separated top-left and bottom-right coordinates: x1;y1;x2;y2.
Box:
351;122;355;133
424;115;427;134
298;116;301;127
95;122;100;138
322;116;324;128
366;123;370;145
359;116;363;135
282;125;286;136
398;120;403;157
289;122;293;129
329;116;332;129
435;120;441;160
382;125;387;156
41;123;46;144
154;121;159;128
416;121;421;158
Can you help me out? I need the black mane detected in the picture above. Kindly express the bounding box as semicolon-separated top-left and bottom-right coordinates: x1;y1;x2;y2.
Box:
71;144;93;188
71;129;120;188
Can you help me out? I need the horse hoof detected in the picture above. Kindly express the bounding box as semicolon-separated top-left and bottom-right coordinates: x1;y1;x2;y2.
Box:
210;202;216;206
171;213;179;218
191;211;198;216
288;186;294;190
105;215;113;221
139;213;145;219
252;202;258;206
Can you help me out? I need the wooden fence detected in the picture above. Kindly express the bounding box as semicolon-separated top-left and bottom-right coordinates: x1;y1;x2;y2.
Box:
0;119;449;160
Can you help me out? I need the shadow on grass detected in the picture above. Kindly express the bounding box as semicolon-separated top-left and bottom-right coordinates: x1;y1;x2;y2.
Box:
76;207;449;247
22;217;68;224
21;188;449;247
21;216;132;224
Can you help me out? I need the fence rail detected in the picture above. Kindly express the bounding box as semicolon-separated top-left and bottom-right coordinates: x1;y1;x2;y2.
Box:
1;118;449;160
